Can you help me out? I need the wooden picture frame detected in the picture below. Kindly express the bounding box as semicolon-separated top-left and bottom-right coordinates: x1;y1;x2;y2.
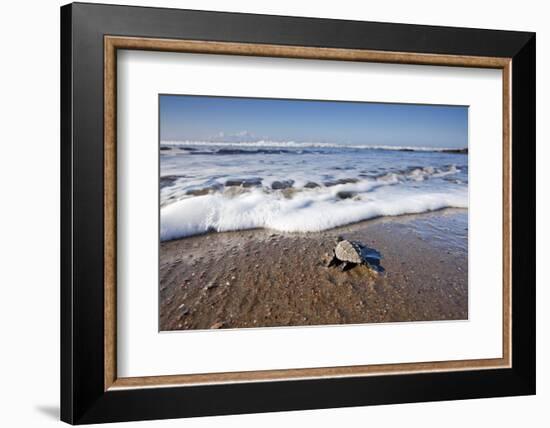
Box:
61;2;535;424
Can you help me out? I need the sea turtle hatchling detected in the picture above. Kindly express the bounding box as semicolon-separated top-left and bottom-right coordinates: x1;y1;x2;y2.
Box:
327;239;383;272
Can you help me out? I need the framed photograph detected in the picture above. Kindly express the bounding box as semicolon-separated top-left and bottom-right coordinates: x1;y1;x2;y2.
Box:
61;2;535;424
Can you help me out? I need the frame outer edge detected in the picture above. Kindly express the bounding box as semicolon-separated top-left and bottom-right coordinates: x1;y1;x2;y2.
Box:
60;3;75;424
63;3;536;423
510;33;536;392
73;2;533;58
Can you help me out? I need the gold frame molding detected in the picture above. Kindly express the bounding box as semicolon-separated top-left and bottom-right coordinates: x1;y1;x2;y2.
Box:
104;35;512;391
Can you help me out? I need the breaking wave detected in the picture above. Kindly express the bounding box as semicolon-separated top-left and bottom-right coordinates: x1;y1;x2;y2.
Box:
160;164;467;241
161;140;466;153
159;141;468;241
160;187;467;241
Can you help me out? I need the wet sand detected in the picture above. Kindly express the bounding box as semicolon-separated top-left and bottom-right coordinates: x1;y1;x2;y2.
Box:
159;208;468;331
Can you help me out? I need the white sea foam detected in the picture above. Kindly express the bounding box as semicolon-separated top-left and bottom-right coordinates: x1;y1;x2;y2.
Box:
161;140;464;152
160;184;467;241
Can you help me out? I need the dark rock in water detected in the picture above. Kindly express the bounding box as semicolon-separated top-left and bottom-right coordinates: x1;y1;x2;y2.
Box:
186;188;210;196
160;175;185;188
189;150;215;155
243;178;263;187
323;178;359;187
214;148;291;155
217;148;251;155
271;180;294;190
336;191;357;199
225;177;263;187
186;185;221;196
441;148;468;154
304;181;320;189
160;146;172;151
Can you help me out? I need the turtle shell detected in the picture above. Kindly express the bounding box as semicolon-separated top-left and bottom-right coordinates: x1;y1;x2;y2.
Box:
334;240;364;264
334;240;382;265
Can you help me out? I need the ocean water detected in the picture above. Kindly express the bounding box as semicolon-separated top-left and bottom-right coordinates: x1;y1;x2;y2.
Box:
160;142;468;242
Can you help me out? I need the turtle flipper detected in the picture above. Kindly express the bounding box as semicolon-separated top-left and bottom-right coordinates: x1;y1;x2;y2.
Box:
341;262;356;272
327;254;340;267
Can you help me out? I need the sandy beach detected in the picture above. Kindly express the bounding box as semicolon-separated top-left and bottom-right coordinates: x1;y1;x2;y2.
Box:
159;208;468;331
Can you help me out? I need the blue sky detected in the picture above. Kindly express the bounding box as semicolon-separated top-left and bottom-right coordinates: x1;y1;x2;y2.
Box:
160;94;468;148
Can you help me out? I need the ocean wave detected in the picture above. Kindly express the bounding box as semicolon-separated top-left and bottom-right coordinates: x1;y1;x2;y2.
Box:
160;183;467;241
161;164;461;195
161;140;467;153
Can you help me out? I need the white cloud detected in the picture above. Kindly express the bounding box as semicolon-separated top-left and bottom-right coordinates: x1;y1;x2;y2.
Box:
235;130;252;137
212;130;262;142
